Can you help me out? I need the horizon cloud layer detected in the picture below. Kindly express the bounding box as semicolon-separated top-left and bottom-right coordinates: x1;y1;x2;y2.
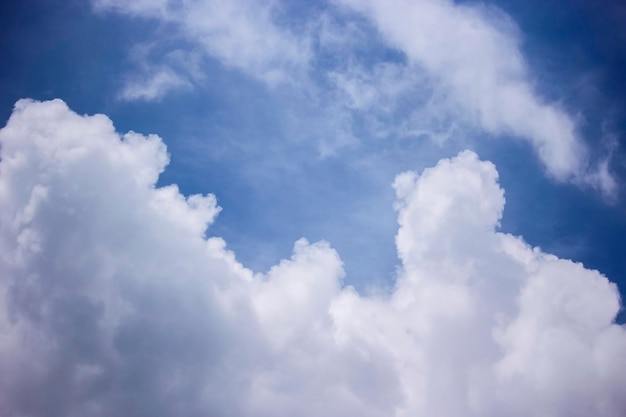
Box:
0;99;625;416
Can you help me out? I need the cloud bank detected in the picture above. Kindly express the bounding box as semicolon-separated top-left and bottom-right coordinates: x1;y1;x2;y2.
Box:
0;99;625;416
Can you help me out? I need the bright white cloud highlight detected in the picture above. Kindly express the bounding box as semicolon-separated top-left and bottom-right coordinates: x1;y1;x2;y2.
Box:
1;99;624;417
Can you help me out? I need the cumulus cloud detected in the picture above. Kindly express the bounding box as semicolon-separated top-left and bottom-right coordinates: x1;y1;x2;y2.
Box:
1;99;625;417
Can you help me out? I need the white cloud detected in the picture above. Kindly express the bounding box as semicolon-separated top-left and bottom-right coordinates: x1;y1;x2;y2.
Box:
119;67;192;101
1;99;624;416
93;0;617;195
117;45;206;102
94;0;310;86
334;0;615;194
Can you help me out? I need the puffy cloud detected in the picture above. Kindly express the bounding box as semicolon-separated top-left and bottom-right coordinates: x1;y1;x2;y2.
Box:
0;99;625;417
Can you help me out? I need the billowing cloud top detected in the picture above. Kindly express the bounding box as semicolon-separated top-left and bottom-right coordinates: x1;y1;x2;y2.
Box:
0;99;625;416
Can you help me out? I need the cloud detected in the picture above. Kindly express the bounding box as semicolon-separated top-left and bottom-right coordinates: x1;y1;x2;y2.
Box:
116;45;206;102
335;0;615;194
1;99;624;417
93;0;616;196
119;67;192;101
93;0;310;86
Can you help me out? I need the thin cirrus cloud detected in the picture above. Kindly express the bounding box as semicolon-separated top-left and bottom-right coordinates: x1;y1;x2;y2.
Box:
93;0;616;196
335;0;616;193
0;99;624;416
93;0;311;86
118;66;192;101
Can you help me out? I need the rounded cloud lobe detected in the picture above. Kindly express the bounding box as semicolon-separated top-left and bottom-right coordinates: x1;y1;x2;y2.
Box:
0;100;625;416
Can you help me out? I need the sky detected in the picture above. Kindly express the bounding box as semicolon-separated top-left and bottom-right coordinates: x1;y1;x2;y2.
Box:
1;0;626;416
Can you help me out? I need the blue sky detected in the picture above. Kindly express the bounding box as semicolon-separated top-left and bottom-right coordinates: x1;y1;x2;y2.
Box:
1;1;626;416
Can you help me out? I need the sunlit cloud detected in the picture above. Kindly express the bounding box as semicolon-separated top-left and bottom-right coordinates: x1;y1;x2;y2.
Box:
0;99;624;416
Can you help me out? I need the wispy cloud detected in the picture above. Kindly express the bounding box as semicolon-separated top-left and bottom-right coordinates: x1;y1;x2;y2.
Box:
93;0;616;195
336;0;615;194
119;66;192;101
117;44;205;101
94;0;311;85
